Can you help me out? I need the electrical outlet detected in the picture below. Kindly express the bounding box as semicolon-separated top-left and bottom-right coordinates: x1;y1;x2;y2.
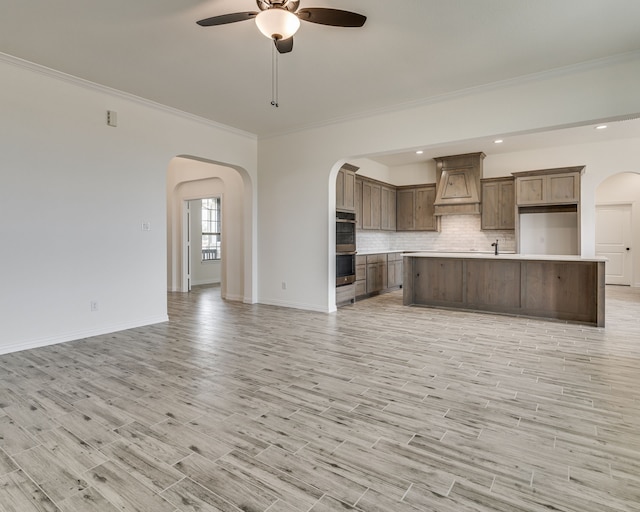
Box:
90;301;98;312
141;222;151;231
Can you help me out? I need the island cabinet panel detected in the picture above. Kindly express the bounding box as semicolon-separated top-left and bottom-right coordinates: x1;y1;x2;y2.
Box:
521;261;599;324
465;260;521;308
404;254;605;326
411;258;464;304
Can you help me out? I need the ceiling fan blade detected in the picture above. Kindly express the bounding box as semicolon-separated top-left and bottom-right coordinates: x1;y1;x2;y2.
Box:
196;12;258;27
275;37;294;54
297;8;366;27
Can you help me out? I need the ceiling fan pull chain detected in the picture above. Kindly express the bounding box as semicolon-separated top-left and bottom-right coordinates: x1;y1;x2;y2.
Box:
271;42;279;108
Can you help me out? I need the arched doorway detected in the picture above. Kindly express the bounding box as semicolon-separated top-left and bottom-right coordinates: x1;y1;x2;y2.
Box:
167;156;255;302
595;172;640;287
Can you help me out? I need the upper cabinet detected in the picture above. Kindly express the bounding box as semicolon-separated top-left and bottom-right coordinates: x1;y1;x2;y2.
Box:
513;166;583;206
381;185;397;231
356;176;396;231
481;177;515;230
336;164;358;212
355;178;363;229
362;180;381;229
396;184;439;231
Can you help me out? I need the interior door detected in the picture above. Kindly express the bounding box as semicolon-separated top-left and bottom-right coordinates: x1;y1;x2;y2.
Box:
596;204;632;285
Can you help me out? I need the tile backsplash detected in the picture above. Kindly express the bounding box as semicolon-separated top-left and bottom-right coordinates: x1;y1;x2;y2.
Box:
357;215;516;253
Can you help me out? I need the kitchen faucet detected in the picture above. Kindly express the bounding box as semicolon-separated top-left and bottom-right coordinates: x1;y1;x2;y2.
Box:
491;239;499;256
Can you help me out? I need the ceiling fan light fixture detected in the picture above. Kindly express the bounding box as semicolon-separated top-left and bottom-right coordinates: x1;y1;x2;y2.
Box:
255;8;300;40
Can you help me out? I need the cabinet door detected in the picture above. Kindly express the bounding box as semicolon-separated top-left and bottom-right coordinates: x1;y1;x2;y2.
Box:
498;180;515;229
388;187;396;230
362;181;373;229
481;181;500;230
415;186;437;231
370;184;381;230
396;189;415;231
380;186;396;231
377;261;387;291
387;260;396;288
343;170;356;211
547;172;579;203
366;263;378;293
482;179;515;230
517;176;545;205
336;169;345;210
391;260;403;287
355;178;363;229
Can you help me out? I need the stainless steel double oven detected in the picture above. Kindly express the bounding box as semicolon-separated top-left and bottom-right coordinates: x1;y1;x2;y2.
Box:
336;211;356;286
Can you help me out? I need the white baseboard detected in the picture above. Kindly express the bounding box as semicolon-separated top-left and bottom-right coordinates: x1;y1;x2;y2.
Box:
258;298;330;313
0;315;169;356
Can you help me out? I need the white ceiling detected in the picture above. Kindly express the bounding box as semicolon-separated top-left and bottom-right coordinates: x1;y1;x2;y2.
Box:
2;0;640;144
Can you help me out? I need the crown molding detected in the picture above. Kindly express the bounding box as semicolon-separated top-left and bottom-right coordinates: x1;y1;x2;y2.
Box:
0;52;257;141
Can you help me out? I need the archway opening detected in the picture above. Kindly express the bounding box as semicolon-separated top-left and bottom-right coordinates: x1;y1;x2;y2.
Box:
167;156;253;302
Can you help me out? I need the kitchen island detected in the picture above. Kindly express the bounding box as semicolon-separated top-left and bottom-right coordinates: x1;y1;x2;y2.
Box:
403;252;606;326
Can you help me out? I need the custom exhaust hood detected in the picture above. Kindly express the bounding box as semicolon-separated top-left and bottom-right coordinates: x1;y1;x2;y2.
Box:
433;152;485;216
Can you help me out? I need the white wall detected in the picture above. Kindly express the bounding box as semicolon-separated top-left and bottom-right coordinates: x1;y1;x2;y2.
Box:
0;55;257;354
258;53;640;313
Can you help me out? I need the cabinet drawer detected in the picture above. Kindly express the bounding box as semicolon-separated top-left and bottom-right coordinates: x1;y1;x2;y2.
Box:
355;280;367;297
356;264;366;281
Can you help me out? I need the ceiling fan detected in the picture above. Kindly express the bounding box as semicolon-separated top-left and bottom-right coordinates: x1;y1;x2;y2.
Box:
196;0;367;54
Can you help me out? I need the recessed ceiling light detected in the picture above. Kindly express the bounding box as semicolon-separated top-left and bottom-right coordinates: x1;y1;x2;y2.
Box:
416;150;424;155
595;125;608;130
494;139;503;144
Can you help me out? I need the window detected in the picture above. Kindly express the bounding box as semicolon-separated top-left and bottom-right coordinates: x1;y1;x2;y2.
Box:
201;197;221;261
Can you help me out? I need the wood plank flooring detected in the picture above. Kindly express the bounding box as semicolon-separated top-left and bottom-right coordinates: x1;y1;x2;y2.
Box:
1;285;640;511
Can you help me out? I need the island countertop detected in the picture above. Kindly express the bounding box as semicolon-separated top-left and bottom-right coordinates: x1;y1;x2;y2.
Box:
403;252;606;263
403;252;605;326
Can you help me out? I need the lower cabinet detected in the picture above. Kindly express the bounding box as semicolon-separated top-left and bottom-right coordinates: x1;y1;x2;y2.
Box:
355;256;367;297
387;253;403;288
356;252;403;300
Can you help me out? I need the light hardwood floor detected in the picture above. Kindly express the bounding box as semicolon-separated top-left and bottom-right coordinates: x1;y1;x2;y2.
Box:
1;285;640;511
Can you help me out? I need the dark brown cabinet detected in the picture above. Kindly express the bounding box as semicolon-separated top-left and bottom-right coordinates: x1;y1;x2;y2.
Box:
355;178;363;229
336;165;357;212
481;177;515;230
380;185;397;230
387;252;403;288
396;184;439;231
362;180;381;230
513;167;582;206
366;254;387;294
357;177;395;231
